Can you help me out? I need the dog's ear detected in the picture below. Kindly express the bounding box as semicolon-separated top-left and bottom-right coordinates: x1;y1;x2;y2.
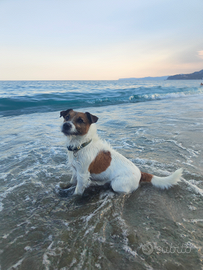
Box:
60;109;73;118
85;112;99;124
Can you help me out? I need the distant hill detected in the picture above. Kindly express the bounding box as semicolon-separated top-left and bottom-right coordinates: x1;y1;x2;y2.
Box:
167;69;203;80
119;76;168;81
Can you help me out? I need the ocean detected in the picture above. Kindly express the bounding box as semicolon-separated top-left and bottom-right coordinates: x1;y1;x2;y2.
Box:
0;80;203;270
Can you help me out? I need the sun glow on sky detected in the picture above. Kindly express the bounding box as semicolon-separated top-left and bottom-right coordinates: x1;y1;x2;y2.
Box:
198;51;203;59
0;0;203;80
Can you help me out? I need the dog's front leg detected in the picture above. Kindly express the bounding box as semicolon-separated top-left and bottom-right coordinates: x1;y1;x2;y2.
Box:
60;167;77;189
74;172;90;195
70;174;77;185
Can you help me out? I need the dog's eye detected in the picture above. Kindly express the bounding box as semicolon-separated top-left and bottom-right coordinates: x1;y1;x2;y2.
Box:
77;117;84;124
65;115;70;121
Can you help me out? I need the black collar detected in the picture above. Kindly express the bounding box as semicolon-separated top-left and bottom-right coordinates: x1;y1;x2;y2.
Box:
67;139;92;153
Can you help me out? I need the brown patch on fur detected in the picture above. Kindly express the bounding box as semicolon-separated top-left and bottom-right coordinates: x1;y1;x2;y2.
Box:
60;109;73;118
140;172;153;183
88;151;112;174
72;112;91;135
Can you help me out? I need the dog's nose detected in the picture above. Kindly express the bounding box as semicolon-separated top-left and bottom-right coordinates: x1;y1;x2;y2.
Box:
63;122;72;130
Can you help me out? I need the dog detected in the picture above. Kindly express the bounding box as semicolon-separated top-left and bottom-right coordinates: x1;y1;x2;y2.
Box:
60;109;182;195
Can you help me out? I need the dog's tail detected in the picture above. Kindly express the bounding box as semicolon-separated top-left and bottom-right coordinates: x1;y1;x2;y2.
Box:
140;168;183;189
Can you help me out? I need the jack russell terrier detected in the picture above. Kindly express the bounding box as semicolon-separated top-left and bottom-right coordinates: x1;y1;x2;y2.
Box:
60;109;182;195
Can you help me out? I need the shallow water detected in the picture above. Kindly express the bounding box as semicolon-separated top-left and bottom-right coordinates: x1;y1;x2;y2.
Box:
0;81;203;269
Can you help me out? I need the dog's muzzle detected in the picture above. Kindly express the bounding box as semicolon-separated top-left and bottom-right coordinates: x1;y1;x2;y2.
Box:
62;122;72;135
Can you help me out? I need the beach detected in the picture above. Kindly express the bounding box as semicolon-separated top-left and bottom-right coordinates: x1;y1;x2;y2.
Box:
0;80;203;269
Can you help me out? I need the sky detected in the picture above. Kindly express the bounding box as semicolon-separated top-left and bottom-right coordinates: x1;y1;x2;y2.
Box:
0;0;203;80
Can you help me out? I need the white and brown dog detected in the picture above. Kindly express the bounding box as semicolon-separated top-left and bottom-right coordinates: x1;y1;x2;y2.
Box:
60;109;182;195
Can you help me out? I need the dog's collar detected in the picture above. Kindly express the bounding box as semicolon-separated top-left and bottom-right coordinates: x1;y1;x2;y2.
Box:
67;139;92;153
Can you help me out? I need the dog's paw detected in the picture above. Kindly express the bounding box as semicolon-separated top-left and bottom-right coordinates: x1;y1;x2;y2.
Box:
55;183;75;197
59;186;75;197
59;182;73;189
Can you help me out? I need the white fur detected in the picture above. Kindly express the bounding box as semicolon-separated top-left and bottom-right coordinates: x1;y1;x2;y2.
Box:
64;124;182;195
151;168;183;189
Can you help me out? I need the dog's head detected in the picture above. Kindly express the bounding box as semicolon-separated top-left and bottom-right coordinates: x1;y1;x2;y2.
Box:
60;109;98;136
